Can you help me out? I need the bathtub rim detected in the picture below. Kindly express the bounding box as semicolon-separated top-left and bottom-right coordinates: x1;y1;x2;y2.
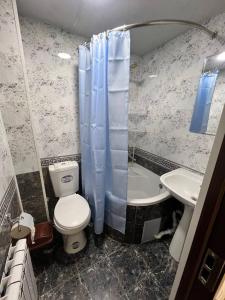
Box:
128;162;171;206
127;190;171;206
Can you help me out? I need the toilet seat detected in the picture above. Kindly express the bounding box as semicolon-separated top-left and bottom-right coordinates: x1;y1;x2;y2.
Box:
54;193;91;235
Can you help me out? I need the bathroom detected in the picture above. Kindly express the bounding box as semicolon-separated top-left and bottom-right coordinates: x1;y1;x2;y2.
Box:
1;0;225;299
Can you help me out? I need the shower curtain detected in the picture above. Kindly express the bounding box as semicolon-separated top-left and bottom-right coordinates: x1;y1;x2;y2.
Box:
79;31;130;234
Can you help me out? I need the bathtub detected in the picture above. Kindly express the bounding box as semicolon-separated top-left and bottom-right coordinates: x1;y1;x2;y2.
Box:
127;163;170;206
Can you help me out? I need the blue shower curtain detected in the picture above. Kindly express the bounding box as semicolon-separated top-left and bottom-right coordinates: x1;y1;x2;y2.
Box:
79;31;130;234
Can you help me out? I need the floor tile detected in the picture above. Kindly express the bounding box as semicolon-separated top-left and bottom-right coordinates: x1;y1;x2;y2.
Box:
136;239;171;273
33;234;177;299
40;274;91;300
153;258;177;298
109;247;148;294
103;236;130;256
136;238;176;298
127;274;167;300
80;257;126;300
36;259;78;295
75;235;108;273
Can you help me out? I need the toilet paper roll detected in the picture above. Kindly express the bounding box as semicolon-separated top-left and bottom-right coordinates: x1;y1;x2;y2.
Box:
10;223;31;239
10;212;35;243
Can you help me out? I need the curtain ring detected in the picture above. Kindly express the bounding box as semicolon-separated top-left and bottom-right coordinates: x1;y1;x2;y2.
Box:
123;24;126;31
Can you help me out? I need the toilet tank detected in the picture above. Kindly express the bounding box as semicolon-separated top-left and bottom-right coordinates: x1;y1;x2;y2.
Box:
49;161;79;197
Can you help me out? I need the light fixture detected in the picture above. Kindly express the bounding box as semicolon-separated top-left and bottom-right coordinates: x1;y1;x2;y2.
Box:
57;52;71;59
216;51;225;61
148;74;157;78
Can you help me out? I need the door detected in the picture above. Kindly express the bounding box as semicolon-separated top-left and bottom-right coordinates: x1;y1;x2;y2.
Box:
174;134;225;300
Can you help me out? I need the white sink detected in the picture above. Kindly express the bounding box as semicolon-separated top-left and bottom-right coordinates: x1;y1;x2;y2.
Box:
160;168;203;207
160;168;203;262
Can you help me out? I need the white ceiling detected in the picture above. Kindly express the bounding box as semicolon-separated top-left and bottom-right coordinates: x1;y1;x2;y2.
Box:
17;0;225;55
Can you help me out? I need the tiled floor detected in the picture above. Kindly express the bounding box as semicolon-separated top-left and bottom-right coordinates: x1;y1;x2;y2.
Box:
32;232;177;300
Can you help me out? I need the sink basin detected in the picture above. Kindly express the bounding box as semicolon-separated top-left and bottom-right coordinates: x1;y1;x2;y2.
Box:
160;168;203;262
160;168;203;207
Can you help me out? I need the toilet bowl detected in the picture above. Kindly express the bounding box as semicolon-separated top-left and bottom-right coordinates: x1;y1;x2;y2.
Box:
54;193;91;254
49;161;91;254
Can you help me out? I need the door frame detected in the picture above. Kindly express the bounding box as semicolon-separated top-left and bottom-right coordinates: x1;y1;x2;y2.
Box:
170;106;225;300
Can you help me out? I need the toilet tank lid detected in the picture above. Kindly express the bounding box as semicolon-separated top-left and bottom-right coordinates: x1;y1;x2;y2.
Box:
49;161;78;172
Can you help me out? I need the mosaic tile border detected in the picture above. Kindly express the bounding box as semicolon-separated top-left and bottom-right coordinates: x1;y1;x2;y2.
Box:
134;148;180;171
133;147;204;175
0;178;16;225
41;154;81;167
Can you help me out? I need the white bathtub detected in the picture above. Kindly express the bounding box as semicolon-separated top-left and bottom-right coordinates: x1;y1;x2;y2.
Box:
127;163;170;206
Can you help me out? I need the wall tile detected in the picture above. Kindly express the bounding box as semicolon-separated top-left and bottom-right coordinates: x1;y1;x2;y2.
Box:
0;0;39;174
17;172;47;223
129;12;225;173
0;112;14;200
0;0;47;225
20;17;85;159
0;180;21;277
0;109;21;278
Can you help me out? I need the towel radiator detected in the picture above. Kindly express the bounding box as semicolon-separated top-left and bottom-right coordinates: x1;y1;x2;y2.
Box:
0;239;38;300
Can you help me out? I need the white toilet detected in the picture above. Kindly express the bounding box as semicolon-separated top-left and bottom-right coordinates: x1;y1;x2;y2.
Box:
49;161;91;254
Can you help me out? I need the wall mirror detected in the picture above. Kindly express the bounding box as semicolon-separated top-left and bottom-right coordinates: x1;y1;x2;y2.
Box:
190;51;225;135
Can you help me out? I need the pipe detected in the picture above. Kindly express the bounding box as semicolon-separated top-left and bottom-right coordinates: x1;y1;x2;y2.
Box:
110;19;217;39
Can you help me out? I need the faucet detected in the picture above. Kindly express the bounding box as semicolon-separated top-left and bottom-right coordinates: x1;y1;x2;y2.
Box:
128;153;136;162
128;147;136;166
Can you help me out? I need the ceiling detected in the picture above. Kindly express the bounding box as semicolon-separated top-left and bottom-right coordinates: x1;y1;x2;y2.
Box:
17;0;225;56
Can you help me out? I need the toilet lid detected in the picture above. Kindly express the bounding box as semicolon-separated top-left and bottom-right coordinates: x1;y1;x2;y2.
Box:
54;194;90;229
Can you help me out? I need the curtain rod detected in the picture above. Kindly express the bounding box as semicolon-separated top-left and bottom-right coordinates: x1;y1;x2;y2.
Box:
111;19;217;39
78;19;218;49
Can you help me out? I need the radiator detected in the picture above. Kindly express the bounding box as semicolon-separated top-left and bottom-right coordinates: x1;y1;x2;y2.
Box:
0;239;38;300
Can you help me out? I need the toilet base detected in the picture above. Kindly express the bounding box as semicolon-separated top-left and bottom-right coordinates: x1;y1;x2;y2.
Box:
62;230;87;254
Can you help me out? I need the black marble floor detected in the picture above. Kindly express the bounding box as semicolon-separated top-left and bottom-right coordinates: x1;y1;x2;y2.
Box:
32;232;177;300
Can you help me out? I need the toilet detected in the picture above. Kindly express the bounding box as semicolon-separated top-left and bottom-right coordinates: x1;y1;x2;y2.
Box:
49;161;91;254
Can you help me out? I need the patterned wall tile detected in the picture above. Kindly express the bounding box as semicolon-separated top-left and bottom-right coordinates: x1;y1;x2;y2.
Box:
0;0;39;174
129;12;225;173
0;112;15;202
0;178;21;277
0;107;21;278
41;154;81;167
20;17;85;159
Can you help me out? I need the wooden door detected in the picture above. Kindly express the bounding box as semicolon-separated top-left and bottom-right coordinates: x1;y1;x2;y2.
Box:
175;136;225;300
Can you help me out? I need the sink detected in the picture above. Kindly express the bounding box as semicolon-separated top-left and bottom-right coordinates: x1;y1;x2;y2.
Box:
160;168;203;207
160;168;203;262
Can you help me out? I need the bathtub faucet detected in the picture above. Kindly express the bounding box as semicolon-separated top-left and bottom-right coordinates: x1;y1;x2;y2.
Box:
128;153;136;163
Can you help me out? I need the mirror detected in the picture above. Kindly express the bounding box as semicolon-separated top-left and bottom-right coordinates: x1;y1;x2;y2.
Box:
190;51;225;134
